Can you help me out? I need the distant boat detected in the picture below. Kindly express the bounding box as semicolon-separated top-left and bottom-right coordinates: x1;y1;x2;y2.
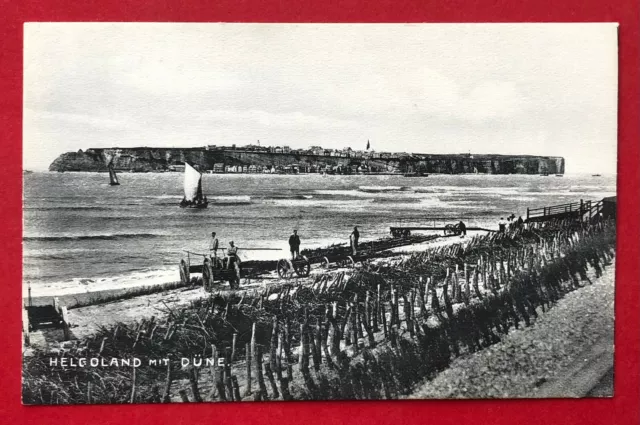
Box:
23;170;33;174
108;162;120;186
555;174;563;177
592;174;602;177
179;163;208;209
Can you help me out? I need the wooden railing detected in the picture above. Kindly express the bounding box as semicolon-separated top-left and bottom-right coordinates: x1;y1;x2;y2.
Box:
526;199;603;223
527;199;602;221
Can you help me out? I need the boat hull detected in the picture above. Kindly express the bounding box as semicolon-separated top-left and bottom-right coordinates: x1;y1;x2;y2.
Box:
180;201;208;209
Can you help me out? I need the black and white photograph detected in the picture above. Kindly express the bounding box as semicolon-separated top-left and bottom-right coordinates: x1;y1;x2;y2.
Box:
22;23;618;404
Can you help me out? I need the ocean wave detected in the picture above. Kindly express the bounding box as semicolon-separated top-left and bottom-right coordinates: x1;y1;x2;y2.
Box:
23;232;166;242
23;267;180;298
23;206;114;211
358;186;410;193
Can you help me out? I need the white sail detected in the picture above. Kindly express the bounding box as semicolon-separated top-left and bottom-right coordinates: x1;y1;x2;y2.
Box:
183;163;202;202
108;163;119;185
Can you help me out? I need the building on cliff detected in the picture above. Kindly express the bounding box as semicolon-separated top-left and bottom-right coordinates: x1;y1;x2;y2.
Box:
48;146;565;176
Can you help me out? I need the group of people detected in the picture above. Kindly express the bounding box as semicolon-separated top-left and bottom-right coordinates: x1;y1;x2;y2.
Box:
288;226;361;259
209;226;362;269
498;214;525;232
208;232;239;269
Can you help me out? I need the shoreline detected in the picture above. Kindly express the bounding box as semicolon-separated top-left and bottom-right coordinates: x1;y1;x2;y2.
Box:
23;231;490;307
22;218;617;404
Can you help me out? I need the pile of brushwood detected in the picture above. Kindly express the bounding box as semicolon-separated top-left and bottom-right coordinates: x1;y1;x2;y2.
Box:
22;218;615;404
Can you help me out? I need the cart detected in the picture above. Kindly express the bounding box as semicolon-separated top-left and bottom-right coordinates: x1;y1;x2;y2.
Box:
276;256;311;279
180;252;241;290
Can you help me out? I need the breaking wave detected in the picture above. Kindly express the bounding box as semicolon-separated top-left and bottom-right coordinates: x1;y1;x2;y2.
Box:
23;233;165;242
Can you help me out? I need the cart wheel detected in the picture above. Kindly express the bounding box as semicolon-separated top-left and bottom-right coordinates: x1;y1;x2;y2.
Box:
277;259;294;279
444;224;456;236
293;256;311;277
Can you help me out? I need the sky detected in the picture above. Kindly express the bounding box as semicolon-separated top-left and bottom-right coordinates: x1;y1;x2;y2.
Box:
23;23;618;173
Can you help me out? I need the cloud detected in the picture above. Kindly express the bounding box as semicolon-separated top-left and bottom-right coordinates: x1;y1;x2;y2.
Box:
196;109;358;130
22;23;618;173
26;109;138;130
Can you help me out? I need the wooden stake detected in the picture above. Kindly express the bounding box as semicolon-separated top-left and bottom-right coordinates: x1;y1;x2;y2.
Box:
225;374;235;402
464;263;470;305
231;376;242;401
130;365;137;403
255;345;268;400
213;346;226;401
381;302;388;338
374;284;381;332
162;361;172;403
244;342;252;397
188;367;202;402
264;362;280;399
231;332;238;362
314;322;322;371
270;316;278;374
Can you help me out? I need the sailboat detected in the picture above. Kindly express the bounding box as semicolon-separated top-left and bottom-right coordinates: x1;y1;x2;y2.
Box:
179;162;208;208
108;161;120;186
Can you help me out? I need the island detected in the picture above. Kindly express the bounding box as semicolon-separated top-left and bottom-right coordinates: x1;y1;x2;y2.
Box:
49;144;565;175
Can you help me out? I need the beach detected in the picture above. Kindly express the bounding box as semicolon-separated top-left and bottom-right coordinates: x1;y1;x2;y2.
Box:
23;172;615;299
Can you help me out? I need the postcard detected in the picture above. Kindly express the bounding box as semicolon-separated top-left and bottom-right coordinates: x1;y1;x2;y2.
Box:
22;22;618;404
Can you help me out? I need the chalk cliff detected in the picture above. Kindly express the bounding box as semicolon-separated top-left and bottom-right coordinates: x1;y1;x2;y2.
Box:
49;147;565;175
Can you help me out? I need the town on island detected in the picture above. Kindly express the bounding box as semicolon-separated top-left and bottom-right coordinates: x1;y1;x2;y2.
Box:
49;142;565;176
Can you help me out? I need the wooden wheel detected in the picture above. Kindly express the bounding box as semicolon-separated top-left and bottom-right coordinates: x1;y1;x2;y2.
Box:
444;224;457;236
293;256;311;277
338;256;356;268
277;259;295;279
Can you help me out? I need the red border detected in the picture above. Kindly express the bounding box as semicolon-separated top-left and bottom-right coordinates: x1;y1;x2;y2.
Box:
2;1;638;424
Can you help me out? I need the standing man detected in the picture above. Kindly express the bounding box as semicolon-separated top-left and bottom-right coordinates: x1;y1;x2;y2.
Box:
289;230;301;260
350;226;360;255
498;217;507;232
458;220;467;237
209;232;219;258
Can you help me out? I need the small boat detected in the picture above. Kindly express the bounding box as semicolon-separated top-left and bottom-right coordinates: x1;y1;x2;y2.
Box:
108;162;120;186
23;170;33;174
592;174;602;177
555;174;563;177
180;162;208;208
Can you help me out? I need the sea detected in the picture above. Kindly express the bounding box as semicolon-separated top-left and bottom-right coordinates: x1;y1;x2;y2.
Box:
23;172;616;297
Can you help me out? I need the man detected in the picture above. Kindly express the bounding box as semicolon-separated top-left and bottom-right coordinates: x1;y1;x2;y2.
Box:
226;241;240;269
350;226;360;255
209;232;219;259
289;230;301;260
209;232;220;268
498;217;507;232
458;220;467;237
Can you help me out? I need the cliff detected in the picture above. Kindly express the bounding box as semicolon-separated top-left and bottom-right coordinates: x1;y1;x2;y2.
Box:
48;148;565;175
